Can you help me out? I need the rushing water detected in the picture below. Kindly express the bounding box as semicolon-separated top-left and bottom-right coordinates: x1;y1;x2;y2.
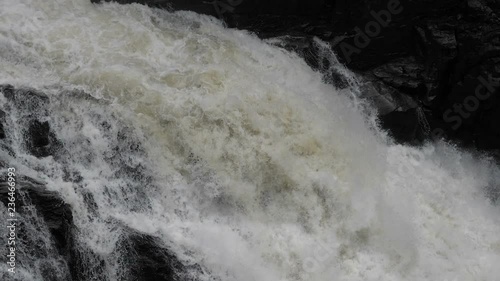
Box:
1;0;500;280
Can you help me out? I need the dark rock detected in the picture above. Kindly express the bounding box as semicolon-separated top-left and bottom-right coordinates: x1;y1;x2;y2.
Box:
0;109;5;139
0;86;200;280
0;85;61;158
413;17;458;101
69;240;109;281
0;175;196;281
28;120;50;148
475;96;500;150
26;119;59;158
358;76;417;115
116;232;195;281
370;57;427;97
379;108;428;145
0;177;73;280
0;177;73;256
0;84;15;99
1;85;49;111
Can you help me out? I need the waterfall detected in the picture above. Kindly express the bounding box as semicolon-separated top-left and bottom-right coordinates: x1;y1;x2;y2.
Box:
1;1;499;280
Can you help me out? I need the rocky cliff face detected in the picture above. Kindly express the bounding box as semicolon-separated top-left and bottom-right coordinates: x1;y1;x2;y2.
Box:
92;0;500;158
0;86;193;281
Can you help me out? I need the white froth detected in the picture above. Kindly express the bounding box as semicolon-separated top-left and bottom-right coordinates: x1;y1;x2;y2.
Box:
0;0;499;280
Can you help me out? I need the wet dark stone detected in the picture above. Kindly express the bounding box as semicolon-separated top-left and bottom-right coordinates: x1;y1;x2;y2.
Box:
69;241;109;281
370;57;427;97
0;85;61;158
117;232;191;281
379;108;427;145
0;86;200;280
1;85;49;111
26;119;61;158
0;178;74;255
0;109;5;139
0;84;15;99
0;177;73;280
28;120;50;146
0;177;117;281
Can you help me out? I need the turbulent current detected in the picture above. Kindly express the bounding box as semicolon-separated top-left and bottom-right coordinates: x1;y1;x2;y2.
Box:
1;0;500;280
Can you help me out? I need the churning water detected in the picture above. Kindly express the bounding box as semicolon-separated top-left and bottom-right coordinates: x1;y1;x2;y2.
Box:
0;0;500;280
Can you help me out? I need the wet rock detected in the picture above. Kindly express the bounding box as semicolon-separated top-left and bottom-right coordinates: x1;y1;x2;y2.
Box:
0;177;73;280
358;77;417;115
69;241;109;281
475;97;500;150
414;18;458;101
0;109;5;139
28;120;50;148
1;84;49;112
0;177;73;256
0;176;114;281
26;119;60;158
466;0;498;20
0;86;199;280
117;232;195;281
0;85;61;158
370;57;427;97
379;108;427;145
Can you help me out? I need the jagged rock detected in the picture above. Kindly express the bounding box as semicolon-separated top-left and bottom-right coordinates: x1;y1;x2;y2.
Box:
116;231;198;281
475;92;500;150
0;178;73;255
358;77;417;115
0;177;73;280
0;84;49;112
414;17;458;100
370;57;427;97
466;0;499;21
0;109;5;139
28;120;50;148
69;240;108;281
0;85;60;158
0;175;195;281
379;108;427;145
26;120;60;158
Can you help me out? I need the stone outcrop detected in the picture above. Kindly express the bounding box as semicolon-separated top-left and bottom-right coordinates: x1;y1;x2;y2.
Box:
0;85;60;158
0;86;195;281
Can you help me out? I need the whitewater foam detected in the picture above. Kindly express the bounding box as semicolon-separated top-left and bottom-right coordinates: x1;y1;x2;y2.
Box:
0;0;499;280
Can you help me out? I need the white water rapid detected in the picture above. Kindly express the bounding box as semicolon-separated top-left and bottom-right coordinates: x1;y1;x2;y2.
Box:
0;0;499;280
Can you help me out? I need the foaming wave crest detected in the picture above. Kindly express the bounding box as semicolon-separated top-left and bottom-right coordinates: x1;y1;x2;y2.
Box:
0;0;499;280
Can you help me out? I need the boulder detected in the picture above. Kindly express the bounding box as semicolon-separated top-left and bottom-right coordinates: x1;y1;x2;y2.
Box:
116;232;191;281
379;108;428;145
0;177;73;281
0;109;5;139
370;57;427;97
0;85;60;158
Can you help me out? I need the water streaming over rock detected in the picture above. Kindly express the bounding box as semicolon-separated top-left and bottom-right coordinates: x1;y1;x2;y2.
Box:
0;1;500;280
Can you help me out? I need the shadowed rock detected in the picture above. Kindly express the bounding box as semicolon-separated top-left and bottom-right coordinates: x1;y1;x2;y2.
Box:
116;232;192;281
0;85;60;158
0;177;73;281
379;108;427;145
